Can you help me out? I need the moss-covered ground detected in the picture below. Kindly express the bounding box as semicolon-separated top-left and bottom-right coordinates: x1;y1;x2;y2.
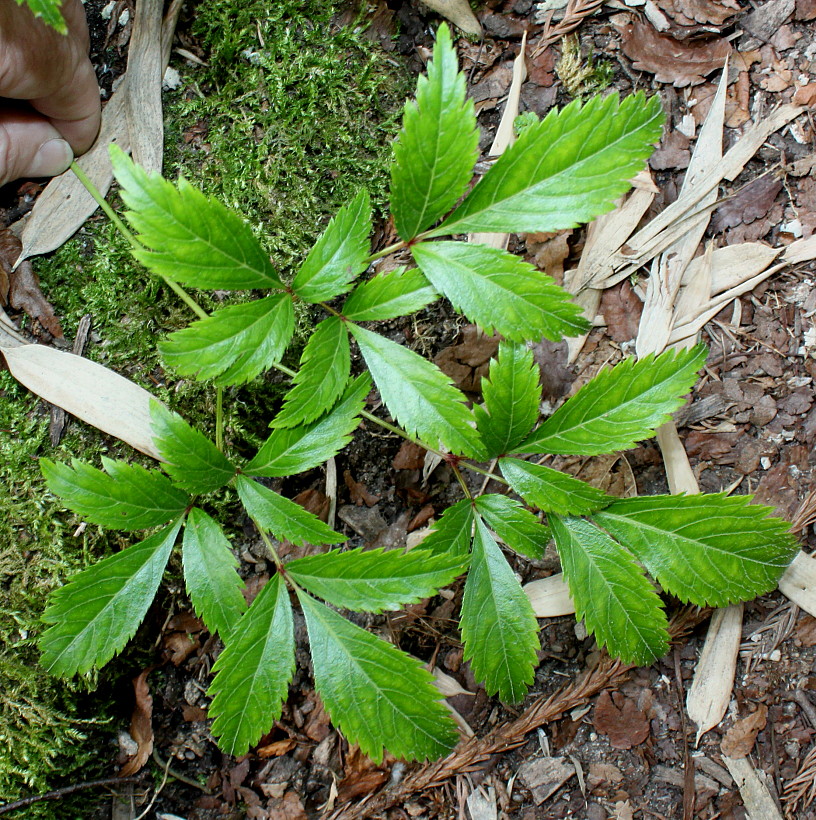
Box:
0;1;411;811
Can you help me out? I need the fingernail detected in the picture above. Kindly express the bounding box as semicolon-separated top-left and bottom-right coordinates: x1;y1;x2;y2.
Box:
26;138;74;178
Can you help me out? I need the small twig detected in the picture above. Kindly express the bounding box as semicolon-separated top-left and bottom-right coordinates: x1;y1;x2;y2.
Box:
673;648;695;820
0;778;142;816
151;749;213;793
793;690;816;730
133;753;172;820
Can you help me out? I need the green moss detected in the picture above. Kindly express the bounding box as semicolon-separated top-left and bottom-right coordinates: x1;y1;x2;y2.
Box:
0;0;410;809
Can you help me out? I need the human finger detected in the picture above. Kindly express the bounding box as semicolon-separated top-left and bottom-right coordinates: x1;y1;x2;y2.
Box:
0;108;73;187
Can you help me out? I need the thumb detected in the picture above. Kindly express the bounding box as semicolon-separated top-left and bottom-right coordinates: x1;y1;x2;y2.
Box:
0;108;74;187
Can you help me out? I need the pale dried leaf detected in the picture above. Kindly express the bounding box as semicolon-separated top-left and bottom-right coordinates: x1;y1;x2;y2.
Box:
722;755;784;820
0;344;162;459
656;421;699;495
466;786;498;820
779;551;816;618
421;0;482;35
686;604;743;744
524;573;577;616
433;667;474;697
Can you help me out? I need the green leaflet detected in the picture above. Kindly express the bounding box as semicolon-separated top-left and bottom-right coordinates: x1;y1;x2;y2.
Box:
235;475;345;546
245;374;370;477
412;242;588;343
297;590;458;762
460;516;539;702
550;515;669;664
150;401;236;494
473;342;541;458
110;147;282;290
592;494;798;608
518;345;706;456
431;92;663;236
272;317;350;428
474;494;549;559
499;457;609;516
287;547;465;613
39;520;182;676
349;323;486;459
15;0;66;32
292;190;372;302
342;267;438;321
419;499;474;557
182;509;247;640
390;24;478;240
41;456;189;532
208;574;295;755
159;294;295;386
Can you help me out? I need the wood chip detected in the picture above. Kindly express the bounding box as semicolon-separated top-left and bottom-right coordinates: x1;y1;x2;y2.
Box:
722;755;784;820
420;0;482;35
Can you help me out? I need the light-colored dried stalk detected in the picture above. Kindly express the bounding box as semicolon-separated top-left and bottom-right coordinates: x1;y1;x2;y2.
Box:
532;0;606;57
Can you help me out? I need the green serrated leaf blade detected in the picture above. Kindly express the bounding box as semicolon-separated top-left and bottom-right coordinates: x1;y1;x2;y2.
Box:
419;499;474;557
39;520;182;676
15;0;66;32
271;317;350;428
342;268;438;322
499;457;610;516
208;574;295;755
292;190;371;302
246;375;370;477
288;547;464;613
550;515;669;665
159;294;295;386
592;494;798;608
182;508;246;640
41;457;189;532
460;516;539;702
518;346;706;455
390;24;478;240
150;401;236;493
235;475;345;546
349;323;485;459
473;342;541;457
432;92;663;236
297;590;458;761
110;146;282;290
413;242;589;343
474;494;549;559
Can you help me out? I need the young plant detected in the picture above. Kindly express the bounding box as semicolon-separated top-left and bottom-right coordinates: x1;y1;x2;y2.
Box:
38;25;797;762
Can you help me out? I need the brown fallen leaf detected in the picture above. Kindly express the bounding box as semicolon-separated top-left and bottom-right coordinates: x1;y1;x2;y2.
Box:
617;18;731;87
649;129;691;170
592;690;651;750
119;669;154;776
721;704;768;758
266;792;308;820
711;175;783;233
257;737;297;758
344;469;381;507
337;745;390;803
659;0;740;26
393;441;427;470
796;614;816;646
793;82;816;105
0;229;63;338
600;280;643;342
434;325;499;393
181;703;209;722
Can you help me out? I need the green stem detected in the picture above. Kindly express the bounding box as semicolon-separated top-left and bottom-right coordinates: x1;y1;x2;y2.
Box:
364;239;407;264
255;524;283;569
215;387;224;452
451;464;472;499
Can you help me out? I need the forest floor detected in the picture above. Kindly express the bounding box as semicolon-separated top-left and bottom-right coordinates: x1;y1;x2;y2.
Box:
2;0;816;818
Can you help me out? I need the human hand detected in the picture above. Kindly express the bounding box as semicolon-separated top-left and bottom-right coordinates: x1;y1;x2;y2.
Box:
0;0;101;186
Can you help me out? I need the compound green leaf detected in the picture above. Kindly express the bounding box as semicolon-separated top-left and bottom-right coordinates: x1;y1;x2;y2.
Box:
518;345;706;456
39;520;182;676
419;499;474;557
245;374;370;477
272;317;350;428
208;574;294;755
110;146;282;290
474;494;549;559
550;515;669;665
499;457;609;516
342;268;438;321
182;508;246;640
460;516;539;702
159;294;295;386
41;457;189;532
473;342;541;457
292;190;371;302
287;547;465;613
390;24;478;240
150;401;236;494
349;323;485;459
297;590;458;762
235;475;345;546
413;242;588;343
15;0;66;32
592;494;798;608
431;92;663;236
